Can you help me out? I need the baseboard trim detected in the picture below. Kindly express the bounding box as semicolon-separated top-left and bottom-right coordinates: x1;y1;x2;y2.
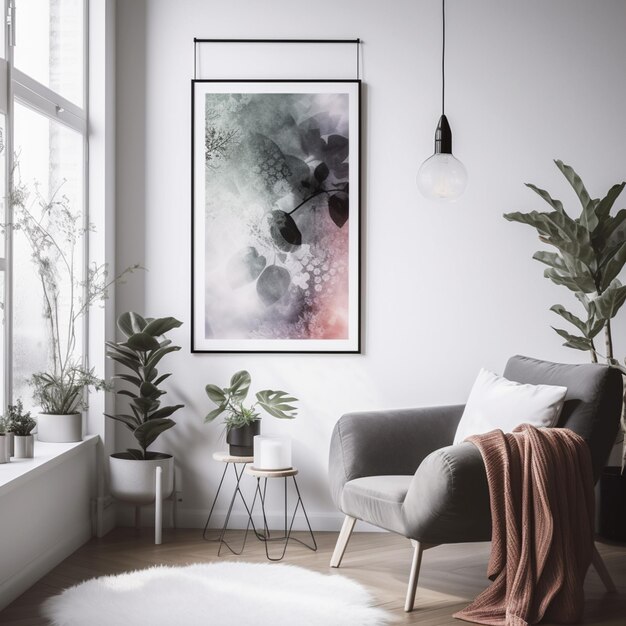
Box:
117;506;383;533
0;520;92;612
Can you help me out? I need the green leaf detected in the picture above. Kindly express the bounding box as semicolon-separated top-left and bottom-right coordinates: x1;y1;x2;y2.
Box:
532;251;568;271
544;268;592;293
552;327;593;351
113;373;142;387
139;381;162;399
117;312;148;337
586;319;606;339
143;317;183;338
595;182;626;222
104;413;140;430
599;241;626;291
205;406;226;422
525;183;564;213
125;333;161;352
255;390;298;419
134;418;175;451
228;370;251;402
144;345;180;371
131;396;160;414
550;304;587;334
153;373;172;386
106;353;141;375
205;384;226;405
126;448;145;460
592;280;626;320
148;404;184;421
554;160;597;232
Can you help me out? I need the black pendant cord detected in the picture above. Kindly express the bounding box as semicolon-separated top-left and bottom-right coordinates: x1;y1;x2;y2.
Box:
441;0;446;116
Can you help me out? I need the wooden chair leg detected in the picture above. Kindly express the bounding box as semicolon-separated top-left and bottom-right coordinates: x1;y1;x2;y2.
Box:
592;544;617;593
330;515;356;568
405;541;438;612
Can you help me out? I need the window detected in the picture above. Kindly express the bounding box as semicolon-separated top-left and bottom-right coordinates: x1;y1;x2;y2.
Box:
3;0;87;408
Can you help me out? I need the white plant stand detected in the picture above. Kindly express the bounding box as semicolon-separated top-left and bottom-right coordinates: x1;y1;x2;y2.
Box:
119;466;178;545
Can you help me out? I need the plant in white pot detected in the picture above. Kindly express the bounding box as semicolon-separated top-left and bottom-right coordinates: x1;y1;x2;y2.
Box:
0;416;10;464
10;166;139;442
204;370;297;457
11;403;37;459
105;312;184;505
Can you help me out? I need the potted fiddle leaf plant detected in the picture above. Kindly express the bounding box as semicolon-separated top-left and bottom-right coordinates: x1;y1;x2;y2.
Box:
10;164;140;442
504;159;626;541
204;370;297;456
11;403;36;459
105;312;184;505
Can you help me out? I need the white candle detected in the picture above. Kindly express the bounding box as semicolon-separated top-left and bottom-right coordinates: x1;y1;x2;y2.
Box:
254;436;292;470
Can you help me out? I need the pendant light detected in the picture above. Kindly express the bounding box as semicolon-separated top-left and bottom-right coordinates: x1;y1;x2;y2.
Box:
417;0;467;201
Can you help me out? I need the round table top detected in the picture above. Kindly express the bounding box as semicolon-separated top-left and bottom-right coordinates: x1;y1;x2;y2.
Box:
212;451;254;464
245;466;298;478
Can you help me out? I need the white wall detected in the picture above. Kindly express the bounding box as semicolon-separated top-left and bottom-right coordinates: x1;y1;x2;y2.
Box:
115;0;626;529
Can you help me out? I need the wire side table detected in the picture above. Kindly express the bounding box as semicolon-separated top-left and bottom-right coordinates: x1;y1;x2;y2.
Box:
203;452;258;556
244;465;317;561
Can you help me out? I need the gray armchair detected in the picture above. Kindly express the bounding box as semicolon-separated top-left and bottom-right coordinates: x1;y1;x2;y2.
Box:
328;355;622;611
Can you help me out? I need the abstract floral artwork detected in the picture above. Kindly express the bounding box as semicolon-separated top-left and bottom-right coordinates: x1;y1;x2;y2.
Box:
192;81;360;352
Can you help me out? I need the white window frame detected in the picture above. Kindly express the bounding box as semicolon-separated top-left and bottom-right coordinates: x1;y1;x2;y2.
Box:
2;0;89;407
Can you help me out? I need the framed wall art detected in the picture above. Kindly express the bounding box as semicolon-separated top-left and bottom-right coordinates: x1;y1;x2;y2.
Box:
191;79;360;353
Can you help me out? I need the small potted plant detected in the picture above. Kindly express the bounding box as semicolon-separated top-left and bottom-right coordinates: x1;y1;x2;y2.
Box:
0;416;10;464
31;367;109;443
204;370;297;456
105;312;184;504
11;402;37;459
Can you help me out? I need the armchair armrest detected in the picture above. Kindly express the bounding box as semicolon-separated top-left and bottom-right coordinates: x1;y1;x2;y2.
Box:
329;405;464;508
402;442;491;544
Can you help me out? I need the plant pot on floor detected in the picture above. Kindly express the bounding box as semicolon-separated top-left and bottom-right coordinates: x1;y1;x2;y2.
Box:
227;421;260;456
599;466;626;542
109;453;174;505
14;434;34;458
37;413;82;443
0;435;9;463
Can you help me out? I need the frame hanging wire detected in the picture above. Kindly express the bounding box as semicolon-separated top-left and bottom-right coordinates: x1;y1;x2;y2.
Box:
192;38;361;81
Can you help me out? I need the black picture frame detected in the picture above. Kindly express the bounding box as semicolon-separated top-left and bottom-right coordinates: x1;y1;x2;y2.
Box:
191;79;361;353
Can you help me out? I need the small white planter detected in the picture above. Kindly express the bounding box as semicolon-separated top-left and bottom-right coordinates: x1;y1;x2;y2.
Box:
109;453;174;505
0;435;9;463
37;413;82;443
7;432;14;456
14;435;34;458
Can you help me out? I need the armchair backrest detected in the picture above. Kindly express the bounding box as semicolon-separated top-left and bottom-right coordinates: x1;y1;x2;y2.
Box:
503;355;623;479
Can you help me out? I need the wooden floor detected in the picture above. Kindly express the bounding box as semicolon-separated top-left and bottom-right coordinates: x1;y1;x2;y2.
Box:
1;529;624;625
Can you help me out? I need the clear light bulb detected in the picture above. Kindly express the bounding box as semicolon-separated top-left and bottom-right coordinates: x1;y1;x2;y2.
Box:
417;153;467;201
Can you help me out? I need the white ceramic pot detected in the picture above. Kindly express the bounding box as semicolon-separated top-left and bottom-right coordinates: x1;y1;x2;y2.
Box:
14;435;34;458
0;435;9;463
7;432;14;456
37;413;82;443
109;453;174;505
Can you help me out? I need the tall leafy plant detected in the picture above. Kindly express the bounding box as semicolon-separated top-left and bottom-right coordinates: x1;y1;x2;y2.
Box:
106;313;184;460
504;160;626;468
9;162;140;413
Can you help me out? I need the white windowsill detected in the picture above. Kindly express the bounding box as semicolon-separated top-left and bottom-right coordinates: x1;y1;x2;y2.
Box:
0;435;98;498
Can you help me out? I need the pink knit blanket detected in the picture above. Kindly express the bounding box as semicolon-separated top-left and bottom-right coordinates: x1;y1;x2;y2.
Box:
454;424;594;626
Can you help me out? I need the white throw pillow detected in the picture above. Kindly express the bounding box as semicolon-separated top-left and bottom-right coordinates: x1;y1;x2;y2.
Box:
453;368;567;445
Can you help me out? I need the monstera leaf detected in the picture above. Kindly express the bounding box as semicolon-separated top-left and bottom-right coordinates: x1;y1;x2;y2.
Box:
257;265;291;306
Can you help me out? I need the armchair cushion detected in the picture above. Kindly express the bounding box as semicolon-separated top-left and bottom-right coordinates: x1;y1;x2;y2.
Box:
341;475;413;536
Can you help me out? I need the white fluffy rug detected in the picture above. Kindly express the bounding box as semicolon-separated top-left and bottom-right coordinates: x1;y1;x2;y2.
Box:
43;561;393;626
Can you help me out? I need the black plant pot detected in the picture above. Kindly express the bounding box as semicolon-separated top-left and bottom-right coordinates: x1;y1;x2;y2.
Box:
599;466;626;542
226;421;260;457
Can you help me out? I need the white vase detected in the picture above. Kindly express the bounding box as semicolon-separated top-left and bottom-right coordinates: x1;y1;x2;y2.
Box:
37;413;82;443
109;453;174;505
0;435;9;463
14;435;34;458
